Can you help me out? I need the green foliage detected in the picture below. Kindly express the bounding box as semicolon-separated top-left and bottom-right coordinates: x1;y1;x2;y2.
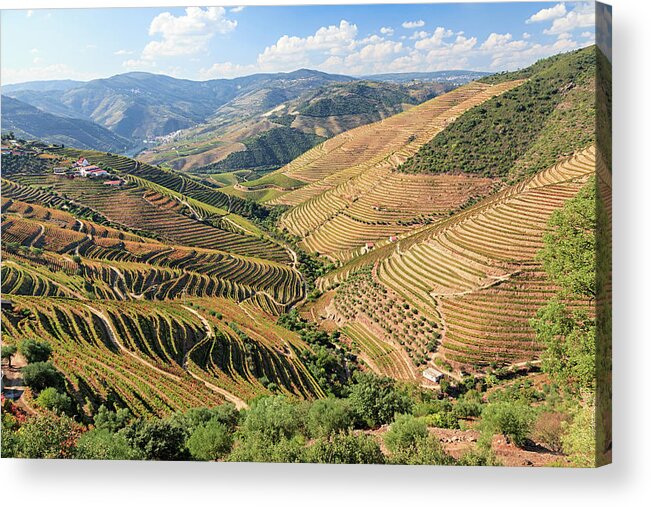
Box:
18;338;52;363
228;435;307;463
399;46;595;179
388;434;455;465
562;396;596;467
306;433;385;464
479;402;535;448
186;420;234;461
383;414;428;454
35;387;72;415
348;373;413;428
307;397;354;438
539;180;596;299
13;413;82;459
75;429;142;460
241;396;304;443
93;405;133;433
200;127;325;173
122;418;189;461
1;345;17;366
170;404;239;433
22;361;64;393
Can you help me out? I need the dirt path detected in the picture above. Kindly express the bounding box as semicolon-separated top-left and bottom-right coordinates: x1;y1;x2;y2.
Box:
1;353;36;415
181;305;248;410
29;224;45;247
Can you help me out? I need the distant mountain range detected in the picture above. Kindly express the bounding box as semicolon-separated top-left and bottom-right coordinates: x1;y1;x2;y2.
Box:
1;95;135;153
1;68;488;159
362;70;490;84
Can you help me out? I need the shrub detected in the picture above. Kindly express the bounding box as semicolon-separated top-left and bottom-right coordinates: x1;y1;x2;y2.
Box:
532;411;569;453
480;402;535;448
383;414;428;454
18;339;52;363
35;387;72;415
76;429;142;460
307;397;354;438
307;433;385;464
22;362;64;394
348;373;413;428
186;420;233;461
241;396;303;442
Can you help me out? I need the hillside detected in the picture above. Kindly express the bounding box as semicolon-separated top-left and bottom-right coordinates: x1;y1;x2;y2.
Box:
138;79;451;174
1;96;136;153
399;46;596;181
5;69;356;141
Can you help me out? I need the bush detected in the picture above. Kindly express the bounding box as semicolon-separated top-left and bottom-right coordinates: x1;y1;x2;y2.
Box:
22;362;64;394
18;339;52;363
35;387;72;415
76;429;142;460
241;396;303;443
307;433;385;464
186;420;233;461
93;405;132;433
14;413;82;459
348;373;413;428
384;414;428;454
1;345;17;366
480;402;535;448
532;411;568;453
122;418;189;461
307;397;354;438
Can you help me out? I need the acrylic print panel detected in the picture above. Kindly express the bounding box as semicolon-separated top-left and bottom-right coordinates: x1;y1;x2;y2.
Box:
0;1;611;467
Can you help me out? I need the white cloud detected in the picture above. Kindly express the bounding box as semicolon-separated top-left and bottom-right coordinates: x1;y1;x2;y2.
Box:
29;48;39;54
544;3;595;35
414;27;454;50
26;10;33;18
402;20;425;29
522;32;531;39
526;3;566;24
257;20;358;71
230;6;245;14
142;7;237;60
114;49;134;56
380;27;394;36
199;61;257;79
32;57;43;65
410;31;429;40
581;31;593;38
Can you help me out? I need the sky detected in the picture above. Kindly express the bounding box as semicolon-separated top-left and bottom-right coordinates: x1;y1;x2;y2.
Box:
0;2;596;84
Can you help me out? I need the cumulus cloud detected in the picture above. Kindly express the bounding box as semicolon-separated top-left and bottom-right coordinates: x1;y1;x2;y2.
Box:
544;3;595;35
414;27;454;50
230;6;245;13
142;7;237;60
123;59;157;69
526;3;567;24
380;27;394;36
257;20;358;71
199;61;257;79
410;30;429;40
402;20;425;29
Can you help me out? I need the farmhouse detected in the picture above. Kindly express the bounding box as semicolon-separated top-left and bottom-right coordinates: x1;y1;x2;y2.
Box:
79;166;109;177
422;367;444;383
103;179;124;187
389;236;398;243
73;157;91;167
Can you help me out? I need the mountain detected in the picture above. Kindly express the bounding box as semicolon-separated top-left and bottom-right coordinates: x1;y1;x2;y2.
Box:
2;79;84;93
4;69;357;141
1;95;136;153
363;70;490;84
139;79;452;174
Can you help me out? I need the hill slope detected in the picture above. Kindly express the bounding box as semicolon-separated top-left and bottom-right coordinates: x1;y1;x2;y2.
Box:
1;95;135;152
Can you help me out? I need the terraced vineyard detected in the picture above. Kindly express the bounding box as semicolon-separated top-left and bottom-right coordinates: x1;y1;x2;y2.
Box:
266;80;523;261
320;146;596;372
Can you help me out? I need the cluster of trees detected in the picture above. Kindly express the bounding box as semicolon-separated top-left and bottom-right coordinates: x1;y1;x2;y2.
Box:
399;46;596;179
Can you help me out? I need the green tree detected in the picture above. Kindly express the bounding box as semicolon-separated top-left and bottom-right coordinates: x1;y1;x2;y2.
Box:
35;387;72;415
186;420;233;461
241;396;303;443
306;433;385;464
479;402;535;448
388;435;455;465
227;435;307;463
93;405;132;433
307;397;354;438
348;373;413;428
1;345;17;367
14;413;82;459
76;429;142;460
18;339;52;364
22;361;64;394
122;418;189;461
383;414;428;454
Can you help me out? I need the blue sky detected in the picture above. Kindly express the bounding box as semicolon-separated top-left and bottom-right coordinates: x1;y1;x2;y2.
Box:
1;2;596;84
